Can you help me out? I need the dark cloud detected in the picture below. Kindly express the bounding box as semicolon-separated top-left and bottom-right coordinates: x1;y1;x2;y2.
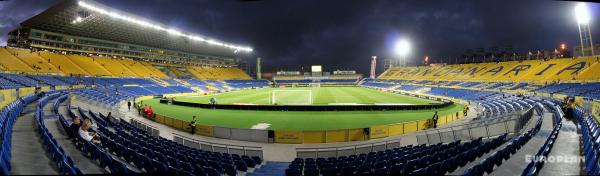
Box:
0;0;598;75
0;0;59;46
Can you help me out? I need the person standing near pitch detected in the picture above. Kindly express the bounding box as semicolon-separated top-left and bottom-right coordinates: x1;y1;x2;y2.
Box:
432;111;439;128
189;116;197;134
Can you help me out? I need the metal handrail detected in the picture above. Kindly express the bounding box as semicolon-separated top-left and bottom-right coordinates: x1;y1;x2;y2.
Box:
172;132;263;157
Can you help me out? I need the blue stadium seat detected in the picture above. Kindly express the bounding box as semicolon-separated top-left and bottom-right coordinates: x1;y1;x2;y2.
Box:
285;168;302;176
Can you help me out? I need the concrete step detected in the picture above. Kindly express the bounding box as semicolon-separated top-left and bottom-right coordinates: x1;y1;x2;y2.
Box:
10;103;59;175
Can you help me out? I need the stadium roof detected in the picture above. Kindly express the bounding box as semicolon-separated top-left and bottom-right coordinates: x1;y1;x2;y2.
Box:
20;0;252;57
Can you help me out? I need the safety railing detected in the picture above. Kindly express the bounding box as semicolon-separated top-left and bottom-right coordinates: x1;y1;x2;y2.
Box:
130;118;160;137
172;133;263;159
415;107;536;145
296;138;402;159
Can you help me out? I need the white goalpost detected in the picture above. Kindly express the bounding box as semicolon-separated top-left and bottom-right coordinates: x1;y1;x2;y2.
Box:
271;90;313;105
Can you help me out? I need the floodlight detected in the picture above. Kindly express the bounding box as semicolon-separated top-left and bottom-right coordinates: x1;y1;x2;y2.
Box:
394;39;411;56
77;0;252;52
575;3;591;25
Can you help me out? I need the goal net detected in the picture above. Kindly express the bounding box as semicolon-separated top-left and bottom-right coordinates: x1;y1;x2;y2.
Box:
271;90;313;105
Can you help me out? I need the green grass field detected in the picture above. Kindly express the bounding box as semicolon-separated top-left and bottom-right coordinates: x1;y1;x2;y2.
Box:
143;87;463;130
174;87;441;105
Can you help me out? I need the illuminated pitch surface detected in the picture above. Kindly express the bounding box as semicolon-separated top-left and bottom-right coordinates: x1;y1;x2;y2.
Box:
177;87;437;105
143;87;463;130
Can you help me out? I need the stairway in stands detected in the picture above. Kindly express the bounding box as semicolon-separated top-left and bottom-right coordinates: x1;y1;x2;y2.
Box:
538;118;582;175
10;100;58;175
47;98;107;174
246;162;289;176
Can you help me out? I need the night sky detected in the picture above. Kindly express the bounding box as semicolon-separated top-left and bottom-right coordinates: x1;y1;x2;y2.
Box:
0;0;598;75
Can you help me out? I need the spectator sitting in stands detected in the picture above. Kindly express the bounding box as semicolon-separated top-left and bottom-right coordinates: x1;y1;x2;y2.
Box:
79;119;100;144
105;112;116;124
68;116;81;139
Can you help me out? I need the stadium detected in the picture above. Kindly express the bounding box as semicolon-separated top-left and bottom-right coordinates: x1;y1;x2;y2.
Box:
0;0;598;175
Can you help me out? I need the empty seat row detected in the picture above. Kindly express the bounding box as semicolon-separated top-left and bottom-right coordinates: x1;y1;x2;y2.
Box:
463;111;543;176
287;135;508;176
575;107;600;175
0;94;38;175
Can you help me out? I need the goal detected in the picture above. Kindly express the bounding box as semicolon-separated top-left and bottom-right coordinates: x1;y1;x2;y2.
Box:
271;90;313;105
309;83;320;87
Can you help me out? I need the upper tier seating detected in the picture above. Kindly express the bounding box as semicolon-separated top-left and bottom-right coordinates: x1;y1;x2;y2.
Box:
117;59;168;78
39;52;89;75
379;57;600;82
187;66;251;80
0;48;254;80
0;48;36;72
66;55;113;76
92;57;138;77
5;48;61;74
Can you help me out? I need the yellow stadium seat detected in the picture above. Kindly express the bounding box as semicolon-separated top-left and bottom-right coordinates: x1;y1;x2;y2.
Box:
92;57;137;77
5;48;61;74
118;59;168;78
185;66;250;80
139;62;168;78
0;48;36;72
39;52;89;76
67;55;113;76
378;57;600;83
577;59;600;80
551;57;596;81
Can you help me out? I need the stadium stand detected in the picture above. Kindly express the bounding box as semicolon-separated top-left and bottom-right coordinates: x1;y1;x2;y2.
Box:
0;73;45;87
0;47;595;176
63;106;264;175
39;52;90;76
188;66;251;80
27;75;69;86
0;48;36;73
5;48;61;74
117;59;168;78
92;57;138;77
0;94;38;175
378;57;600;82
1;0;598;175
66;55;114;76
224;80;270;89
288;136;507;176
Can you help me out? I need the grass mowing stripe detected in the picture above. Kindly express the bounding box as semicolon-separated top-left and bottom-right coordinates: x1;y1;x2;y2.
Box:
144;87;463;130
146;98;463;130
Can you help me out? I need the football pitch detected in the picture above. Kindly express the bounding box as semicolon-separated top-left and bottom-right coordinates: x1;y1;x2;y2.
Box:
142;87;464;130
